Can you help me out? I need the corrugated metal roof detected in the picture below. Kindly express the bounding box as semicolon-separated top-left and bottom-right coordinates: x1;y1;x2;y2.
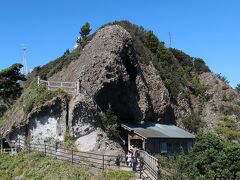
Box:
120;121;195;139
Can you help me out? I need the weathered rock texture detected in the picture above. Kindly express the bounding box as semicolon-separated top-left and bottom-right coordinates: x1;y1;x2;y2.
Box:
50;25;171;123
199;73;240;129
4;97;67;146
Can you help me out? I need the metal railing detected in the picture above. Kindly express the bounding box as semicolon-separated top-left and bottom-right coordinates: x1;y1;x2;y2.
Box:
16;139;135;171
0;148;17;155
139;150;160;180
0;138;161;179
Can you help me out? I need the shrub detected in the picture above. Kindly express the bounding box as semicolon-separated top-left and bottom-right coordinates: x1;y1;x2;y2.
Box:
216;73;230;84
159;133;240;179
219;104;240;118
35;48;79;79
22;79;68;115
64;129;76;150
193;58;210;73
215;117;240;142
222;93;234;101
182;110;205;133
236;84;240;93
101;105;119;140
0;152;92;179
98;169;135;180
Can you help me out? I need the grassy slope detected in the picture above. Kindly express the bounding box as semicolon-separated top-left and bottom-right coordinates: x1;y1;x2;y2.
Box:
0;152;135;180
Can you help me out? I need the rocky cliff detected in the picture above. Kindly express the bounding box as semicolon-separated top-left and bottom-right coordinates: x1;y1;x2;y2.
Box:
1;21;240;151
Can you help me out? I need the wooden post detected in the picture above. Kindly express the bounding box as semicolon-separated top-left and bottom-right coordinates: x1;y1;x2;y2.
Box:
71;150;73;164
102;154;105;171
55;142;58;159
44;144;46;156
157;159;161;179
28;142;30;153
18;137;20;151
140;157;143;179
47;81;50;90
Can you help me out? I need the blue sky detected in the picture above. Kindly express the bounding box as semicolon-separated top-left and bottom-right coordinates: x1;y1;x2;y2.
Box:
0;0;239;87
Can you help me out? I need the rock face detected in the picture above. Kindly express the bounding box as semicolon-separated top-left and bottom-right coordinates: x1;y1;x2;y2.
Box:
50;25;171;123
6;97;67;146
199;72;240;129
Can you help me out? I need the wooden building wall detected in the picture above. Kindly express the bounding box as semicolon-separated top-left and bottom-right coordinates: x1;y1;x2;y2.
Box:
145;138;194;155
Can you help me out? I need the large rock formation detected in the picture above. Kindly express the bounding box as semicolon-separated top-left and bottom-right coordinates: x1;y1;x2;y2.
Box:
1;23;240;152
50;25;172;123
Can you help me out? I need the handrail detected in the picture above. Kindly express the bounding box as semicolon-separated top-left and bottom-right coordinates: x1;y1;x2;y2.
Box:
37;77;103;113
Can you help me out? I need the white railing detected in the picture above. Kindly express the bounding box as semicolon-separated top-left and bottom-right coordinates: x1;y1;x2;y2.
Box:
37;77;78;94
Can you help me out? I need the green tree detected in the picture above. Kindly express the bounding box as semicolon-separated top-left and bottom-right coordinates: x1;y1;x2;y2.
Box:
182;110;205;133
193;58;210;73
101;105;119;139
80;22;91;40
215;117;240;142
235;84;240;93
216;73;230;84
174;133;240;179
144;30;159;53
0;63;26;101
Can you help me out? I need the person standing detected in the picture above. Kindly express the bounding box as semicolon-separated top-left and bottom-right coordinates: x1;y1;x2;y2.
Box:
131;156;137;172
126;151;133;166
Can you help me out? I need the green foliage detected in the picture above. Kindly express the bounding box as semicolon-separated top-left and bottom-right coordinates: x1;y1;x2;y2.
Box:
0;104;7;117
159;133;240;179
97;169;135;180
101;105;119;139
145;30;159;53
190;75;208;97
215;117;240;142
0;152;93;179
235;84;240;93
35;49;79;79
170;48;193;68
222;92;234;101
64;129;76;150
80;22;91;40
183;133;240;179
193;58;210;73
22;79;68;115
182;110;205;133
0;63;26;101
0;152;135;179
219;104;240;118
158;154;187;179
216;73;230;84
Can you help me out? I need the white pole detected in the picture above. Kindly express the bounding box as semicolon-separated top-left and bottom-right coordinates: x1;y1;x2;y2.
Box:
37;76;40;86
47;81;50;90
76;82;79;94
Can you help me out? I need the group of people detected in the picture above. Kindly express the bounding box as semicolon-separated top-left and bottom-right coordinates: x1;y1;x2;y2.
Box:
126;144;139;171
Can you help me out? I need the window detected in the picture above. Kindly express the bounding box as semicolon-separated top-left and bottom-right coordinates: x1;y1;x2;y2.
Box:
161;142;167;153
167;143;173;154
187;142;193;152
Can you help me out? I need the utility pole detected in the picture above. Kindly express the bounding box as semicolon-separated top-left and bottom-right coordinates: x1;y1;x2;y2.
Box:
168;32;172;48
22;44;28;75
